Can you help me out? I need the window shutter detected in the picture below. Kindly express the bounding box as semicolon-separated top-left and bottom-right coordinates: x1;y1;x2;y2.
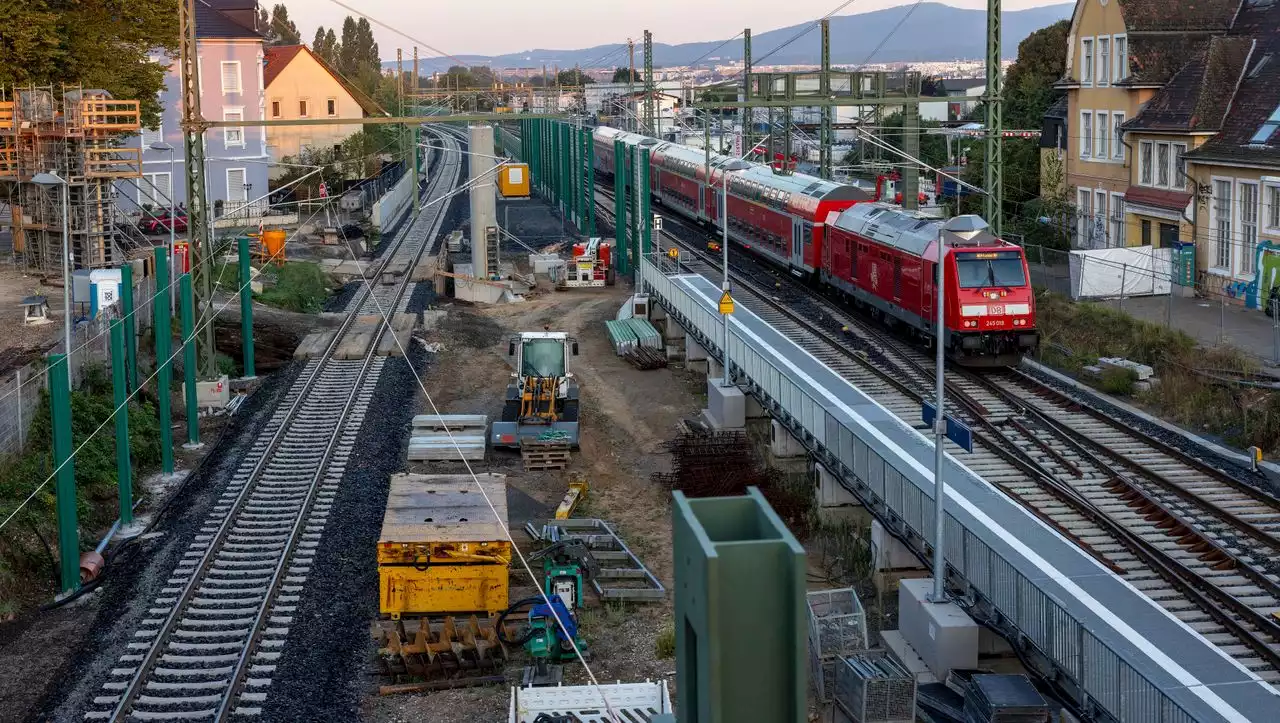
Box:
227;169;247;202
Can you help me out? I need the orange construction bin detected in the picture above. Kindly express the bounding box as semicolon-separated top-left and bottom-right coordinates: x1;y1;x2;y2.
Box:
261;229;287;264
497;163;530;198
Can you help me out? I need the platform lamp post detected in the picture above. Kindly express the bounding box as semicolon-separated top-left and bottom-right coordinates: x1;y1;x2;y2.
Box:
149;142;177;313
33;172;73;389
930;214;989;603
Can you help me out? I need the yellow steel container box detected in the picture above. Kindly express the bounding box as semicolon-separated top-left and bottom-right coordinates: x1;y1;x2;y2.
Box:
497;163;530;198
378;473;511;618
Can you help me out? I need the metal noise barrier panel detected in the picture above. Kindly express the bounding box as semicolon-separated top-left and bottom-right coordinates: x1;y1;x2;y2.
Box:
835;652;917;723
606;319;639;355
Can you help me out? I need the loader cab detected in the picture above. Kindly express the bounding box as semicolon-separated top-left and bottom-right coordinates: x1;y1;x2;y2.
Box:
493;331;581;449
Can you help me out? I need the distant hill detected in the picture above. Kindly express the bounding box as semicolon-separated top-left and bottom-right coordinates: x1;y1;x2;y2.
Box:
384;2;1074;74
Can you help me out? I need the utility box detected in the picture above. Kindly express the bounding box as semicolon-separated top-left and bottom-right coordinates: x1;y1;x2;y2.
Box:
897;578;979;680
378;473;510;618
673;487;807;723
187;375;231;409
498;162;530;198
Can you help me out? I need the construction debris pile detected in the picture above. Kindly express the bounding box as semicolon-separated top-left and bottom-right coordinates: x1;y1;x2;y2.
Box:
651;429;814;536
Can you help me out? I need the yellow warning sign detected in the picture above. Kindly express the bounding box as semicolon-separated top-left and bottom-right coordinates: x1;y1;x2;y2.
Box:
718;292;735;315
667;247;680;259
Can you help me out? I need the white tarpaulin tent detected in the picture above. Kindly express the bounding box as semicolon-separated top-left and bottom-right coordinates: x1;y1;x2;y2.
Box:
1068;246;1172;300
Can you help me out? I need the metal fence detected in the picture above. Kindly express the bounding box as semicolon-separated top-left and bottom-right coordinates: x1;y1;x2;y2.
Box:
0;275;155;458
638;254;1202;723
1023;243;1280;366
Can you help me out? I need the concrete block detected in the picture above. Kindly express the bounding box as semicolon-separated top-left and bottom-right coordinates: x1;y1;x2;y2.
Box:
648;303;667;322
186;375;230;410
703;378;745;431
880;629;938;685
897;578;979;680
688;359;709;374
770;419;807;458
663;320;687;342
815;462;859;508
745;394;768;419
873;568;930;598
420;309;446;331
708;358;724;380
872;518;921;571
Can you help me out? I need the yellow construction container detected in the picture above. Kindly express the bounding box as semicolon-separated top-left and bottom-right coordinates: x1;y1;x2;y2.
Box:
497;163;530;198
378;473;511;618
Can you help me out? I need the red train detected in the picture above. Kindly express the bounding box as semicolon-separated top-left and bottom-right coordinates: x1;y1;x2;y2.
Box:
592;126;1038;366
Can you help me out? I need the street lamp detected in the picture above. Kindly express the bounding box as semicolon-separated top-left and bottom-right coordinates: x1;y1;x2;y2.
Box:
931;214;989;603
150;142;177;313
33;172;72;389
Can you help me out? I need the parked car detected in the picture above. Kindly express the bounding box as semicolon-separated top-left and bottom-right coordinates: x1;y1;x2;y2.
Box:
145;210;188;235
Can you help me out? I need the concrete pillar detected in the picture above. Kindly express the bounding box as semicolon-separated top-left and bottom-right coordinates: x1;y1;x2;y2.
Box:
469;125;497;278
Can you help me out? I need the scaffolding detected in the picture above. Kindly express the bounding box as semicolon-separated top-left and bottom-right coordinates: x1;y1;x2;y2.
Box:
0;85;143;274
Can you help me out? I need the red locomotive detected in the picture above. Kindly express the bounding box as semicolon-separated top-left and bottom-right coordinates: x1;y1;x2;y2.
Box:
591;126;1038;366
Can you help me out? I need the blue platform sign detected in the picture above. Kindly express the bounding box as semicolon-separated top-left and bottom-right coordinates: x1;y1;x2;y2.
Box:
922;400;974;453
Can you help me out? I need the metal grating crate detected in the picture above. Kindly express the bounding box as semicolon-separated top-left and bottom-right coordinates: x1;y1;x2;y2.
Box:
835;652;917;723
810;645;838;702
807;587;869;660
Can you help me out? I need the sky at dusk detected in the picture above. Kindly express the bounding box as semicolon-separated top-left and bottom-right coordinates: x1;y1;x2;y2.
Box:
290;0;1066;60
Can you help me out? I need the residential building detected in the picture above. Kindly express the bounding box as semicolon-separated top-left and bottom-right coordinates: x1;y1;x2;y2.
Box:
1182;0;1280;308
263;45;381;180
1121;36;1252;253
1040;97;1069;200
933;78;986;120
1060;0;1238;249
121;0;270;221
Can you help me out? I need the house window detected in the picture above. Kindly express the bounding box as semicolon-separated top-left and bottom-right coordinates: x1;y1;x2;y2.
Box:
1213;179;1233;271
1240;181;1259;277
1095;190;1109;246
1112;113;1125;160
1156;143;1170;187
1141;220;1152;246
140;172;172;208
1097;37;1111;87
1111;193;1126;247
1077;188;1091;243
1081;38;1094;87
1173;143;1187;189
327;98;337;116
271;100;281;118
1080;111;1093;159
227;168;248;204
1140;142;1153;185
1113;35;1128;82
141;124;163;148
1095;111;1109;158
299;99;309;117
1267;184;1280;231
223;108;245;148
220;61;242;93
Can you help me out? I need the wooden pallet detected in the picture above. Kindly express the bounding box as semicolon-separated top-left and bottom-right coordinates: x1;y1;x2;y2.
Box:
522;443;571;471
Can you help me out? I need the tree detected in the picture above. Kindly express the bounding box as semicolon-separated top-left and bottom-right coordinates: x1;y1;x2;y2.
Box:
261;4;301;47
0;0;178;127
612;67;641;84
557;69;593;86
1003;20;1070;129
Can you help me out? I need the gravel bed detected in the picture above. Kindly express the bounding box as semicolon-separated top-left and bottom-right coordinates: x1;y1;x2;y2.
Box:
257;347;428;723
37;362;303;722
325;281;361;312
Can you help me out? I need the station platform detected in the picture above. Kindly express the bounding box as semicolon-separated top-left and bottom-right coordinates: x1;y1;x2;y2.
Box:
637;255;1279;723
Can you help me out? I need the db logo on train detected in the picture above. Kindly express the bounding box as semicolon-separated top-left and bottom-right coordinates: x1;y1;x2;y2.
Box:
989;305;1004;315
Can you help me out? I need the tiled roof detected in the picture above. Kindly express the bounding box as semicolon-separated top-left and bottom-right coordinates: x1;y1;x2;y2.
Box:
1117;0;1240;32
1184;0;1280;166
1125;36;1253;131
263;45;383;116
1121;35;1216;86
196;0;262;40
1124;186;1194;212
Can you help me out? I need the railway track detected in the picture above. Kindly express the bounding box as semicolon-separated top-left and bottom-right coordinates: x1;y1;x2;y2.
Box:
594;186;1280;684
84;129;465;722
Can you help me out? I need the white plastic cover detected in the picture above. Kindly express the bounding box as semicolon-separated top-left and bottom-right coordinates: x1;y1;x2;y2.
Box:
1068;245;1172;300
509;680;672;722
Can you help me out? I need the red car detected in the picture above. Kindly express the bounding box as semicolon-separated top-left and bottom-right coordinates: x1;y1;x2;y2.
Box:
145;211;188;235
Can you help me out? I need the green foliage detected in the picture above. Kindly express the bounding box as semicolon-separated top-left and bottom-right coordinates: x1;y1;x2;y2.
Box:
311;16;381;97
612;67;641;84
1098;366;1138;395
0;365;162;604
655;621;676;659
256;262;332;313
276;129;390;194
260;4;301;47
0;0;179;127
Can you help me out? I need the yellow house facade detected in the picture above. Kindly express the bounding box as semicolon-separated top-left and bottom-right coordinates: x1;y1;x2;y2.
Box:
263;45;380;179
1060;0;1239;249
1180;0;1280;309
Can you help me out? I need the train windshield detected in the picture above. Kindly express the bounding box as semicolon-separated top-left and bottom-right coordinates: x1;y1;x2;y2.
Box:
954;251;1027;289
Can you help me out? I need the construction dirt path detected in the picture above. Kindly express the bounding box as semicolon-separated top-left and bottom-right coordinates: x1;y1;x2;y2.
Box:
362;285;706;723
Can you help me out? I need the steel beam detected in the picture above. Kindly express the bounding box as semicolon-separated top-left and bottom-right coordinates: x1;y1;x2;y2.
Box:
202;113;565;128
986;0;1004;235
903;101;921;210
179;0;215;379
154;248;174;476
110;321;133;527
820;19;833;180
48;353;79;595
643;31;656;137
614;139;628;276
